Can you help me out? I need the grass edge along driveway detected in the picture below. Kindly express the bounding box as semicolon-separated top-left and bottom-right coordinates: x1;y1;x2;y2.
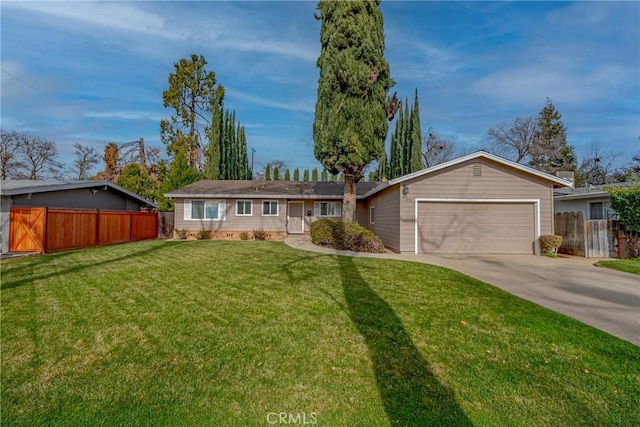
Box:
2;240;639;426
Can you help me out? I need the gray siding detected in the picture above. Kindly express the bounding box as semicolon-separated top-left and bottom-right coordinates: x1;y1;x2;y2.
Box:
362;186;401;251
1;196;12;253
174;198;288;232
555;197;613;220
398;159;555;253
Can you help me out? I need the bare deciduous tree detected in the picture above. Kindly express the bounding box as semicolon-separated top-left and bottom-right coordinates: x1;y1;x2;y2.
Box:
578;140;622;185
72;143;100;180
422;128;457;167
486;115;538;162
20;135;63;179
0;129;25;179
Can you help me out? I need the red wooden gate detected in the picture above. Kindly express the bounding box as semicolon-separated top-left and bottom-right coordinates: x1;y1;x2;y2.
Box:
9;207;46;252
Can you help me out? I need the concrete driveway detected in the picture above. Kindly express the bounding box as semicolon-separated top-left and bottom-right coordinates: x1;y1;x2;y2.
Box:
285;237;640;346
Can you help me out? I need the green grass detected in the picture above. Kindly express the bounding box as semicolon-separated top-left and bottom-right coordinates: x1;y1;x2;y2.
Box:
596;258;640;275
2;241;639;426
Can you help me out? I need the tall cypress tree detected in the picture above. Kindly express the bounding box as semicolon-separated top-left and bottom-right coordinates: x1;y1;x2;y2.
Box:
204;87;225;179
265;164;271;181
312;168;319;181
321;169;328;181
303;169;310;181
284;169;291;181
409;89;423;172
313;0;393;222
273;167;280;181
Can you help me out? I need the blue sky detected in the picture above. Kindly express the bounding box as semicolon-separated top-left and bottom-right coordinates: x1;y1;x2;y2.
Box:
1;0;639;175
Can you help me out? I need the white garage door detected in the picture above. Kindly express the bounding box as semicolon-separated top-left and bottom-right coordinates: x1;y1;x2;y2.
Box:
417;201;536;254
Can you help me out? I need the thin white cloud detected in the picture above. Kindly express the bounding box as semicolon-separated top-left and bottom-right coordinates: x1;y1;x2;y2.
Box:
227;89;315;114
84;110;165;122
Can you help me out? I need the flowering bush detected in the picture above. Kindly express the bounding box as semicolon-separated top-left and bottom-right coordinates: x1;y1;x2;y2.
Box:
310;219;384;253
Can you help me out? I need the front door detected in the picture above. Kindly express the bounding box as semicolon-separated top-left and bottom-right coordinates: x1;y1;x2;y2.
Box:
288;202;304;234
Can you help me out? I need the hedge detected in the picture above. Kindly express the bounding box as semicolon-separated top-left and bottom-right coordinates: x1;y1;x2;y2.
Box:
310;219;384;253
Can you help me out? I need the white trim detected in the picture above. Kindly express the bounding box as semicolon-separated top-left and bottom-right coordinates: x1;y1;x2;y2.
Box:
314;201;341;218
369;205;375;224
262;200;279;216
235;200;253;216
287;201;305;234
413;198;541;255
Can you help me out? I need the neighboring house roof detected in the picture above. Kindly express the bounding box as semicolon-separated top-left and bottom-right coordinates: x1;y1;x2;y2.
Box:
554;181;636;201
165;180;383;199
0;179;157;207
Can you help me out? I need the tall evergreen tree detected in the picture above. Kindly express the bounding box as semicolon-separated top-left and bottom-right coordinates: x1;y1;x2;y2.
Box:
529;98;576;174
265;164;271;181
321;169;328;181
284;169;291;181
409;89;423;172
273;166;280;181
313;0;394;222
312;168;319;181
293;168;300;181
204;86;225;179
303;169;310;181
157;149;199;211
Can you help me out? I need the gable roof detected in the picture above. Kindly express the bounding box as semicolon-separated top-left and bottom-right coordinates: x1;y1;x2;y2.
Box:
361;150;574;198
165;180;382;199
1;179;157;207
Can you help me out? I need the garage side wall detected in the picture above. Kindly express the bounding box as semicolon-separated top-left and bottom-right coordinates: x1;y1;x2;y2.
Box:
362;186;401;251
399;159;554;253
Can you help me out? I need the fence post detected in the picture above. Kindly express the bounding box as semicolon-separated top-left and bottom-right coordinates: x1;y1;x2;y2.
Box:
42;207;48;253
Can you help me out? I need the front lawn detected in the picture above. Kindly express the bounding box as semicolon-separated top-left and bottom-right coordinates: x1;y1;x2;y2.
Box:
2;241;639;426
596;258;640;275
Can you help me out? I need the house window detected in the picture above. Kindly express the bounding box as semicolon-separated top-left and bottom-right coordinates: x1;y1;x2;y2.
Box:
186;200;225;221
262;200;279;216
236;200;252;216
369;206;375;224
590;202;605;220
315;202;341;218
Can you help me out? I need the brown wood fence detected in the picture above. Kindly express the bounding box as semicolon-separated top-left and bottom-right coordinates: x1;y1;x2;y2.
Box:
554;212;617;258
9;207;157;253
157;212;174;238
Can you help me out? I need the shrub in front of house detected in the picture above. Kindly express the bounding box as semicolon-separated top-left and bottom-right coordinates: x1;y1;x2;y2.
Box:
196;229;212;240
539;234;562;256
175;228;188;240
252;229;269;241
239;231;250;241
310;219;384;253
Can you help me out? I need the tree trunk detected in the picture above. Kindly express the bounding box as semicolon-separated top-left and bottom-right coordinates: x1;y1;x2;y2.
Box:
342;174;357;223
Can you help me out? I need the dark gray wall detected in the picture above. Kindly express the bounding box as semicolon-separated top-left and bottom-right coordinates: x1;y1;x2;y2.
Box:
11;188;143;211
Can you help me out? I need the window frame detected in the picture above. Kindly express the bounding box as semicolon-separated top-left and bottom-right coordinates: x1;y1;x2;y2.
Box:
236;200;253;216
315;201;342;218
185;199;225;221
369;205;375;224
262;200;279;216
589;201;605;220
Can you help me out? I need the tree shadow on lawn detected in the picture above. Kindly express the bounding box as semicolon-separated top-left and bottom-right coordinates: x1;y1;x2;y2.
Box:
337;256;472;426
1;240;187;291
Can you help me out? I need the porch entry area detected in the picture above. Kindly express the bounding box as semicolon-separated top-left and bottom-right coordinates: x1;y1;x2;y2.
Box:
287;201;304;234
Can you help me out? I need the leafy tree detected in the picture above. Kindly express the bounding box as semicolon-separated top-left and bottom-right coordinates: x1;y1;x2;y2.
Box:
487;115;538;163
157;150;199;211
293;168;300;181
116;163;158;201
284;169;291;181
529;98;576;174
204;86;225;179
311;168;319;182
72;143;99;180
0;129;25;179
95;143;120;181
607;185;640;257
273;167;280;181
160;54;221;169
313;0;394;222
265;164;272;181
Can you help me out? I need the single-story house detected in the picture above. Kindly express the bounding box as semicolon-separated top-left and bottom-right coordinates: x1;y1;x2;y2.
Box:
165;151;572;255
1;180;157;253
554;181;635;220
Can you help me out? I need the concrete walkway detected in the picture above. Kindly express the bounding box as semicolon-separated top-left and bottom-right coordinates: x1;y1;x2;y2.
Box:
285;236;640;346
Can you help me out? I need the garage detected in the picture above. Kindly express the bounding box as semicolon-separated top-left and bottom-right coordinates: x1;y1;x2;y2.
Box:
416;200;538;254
